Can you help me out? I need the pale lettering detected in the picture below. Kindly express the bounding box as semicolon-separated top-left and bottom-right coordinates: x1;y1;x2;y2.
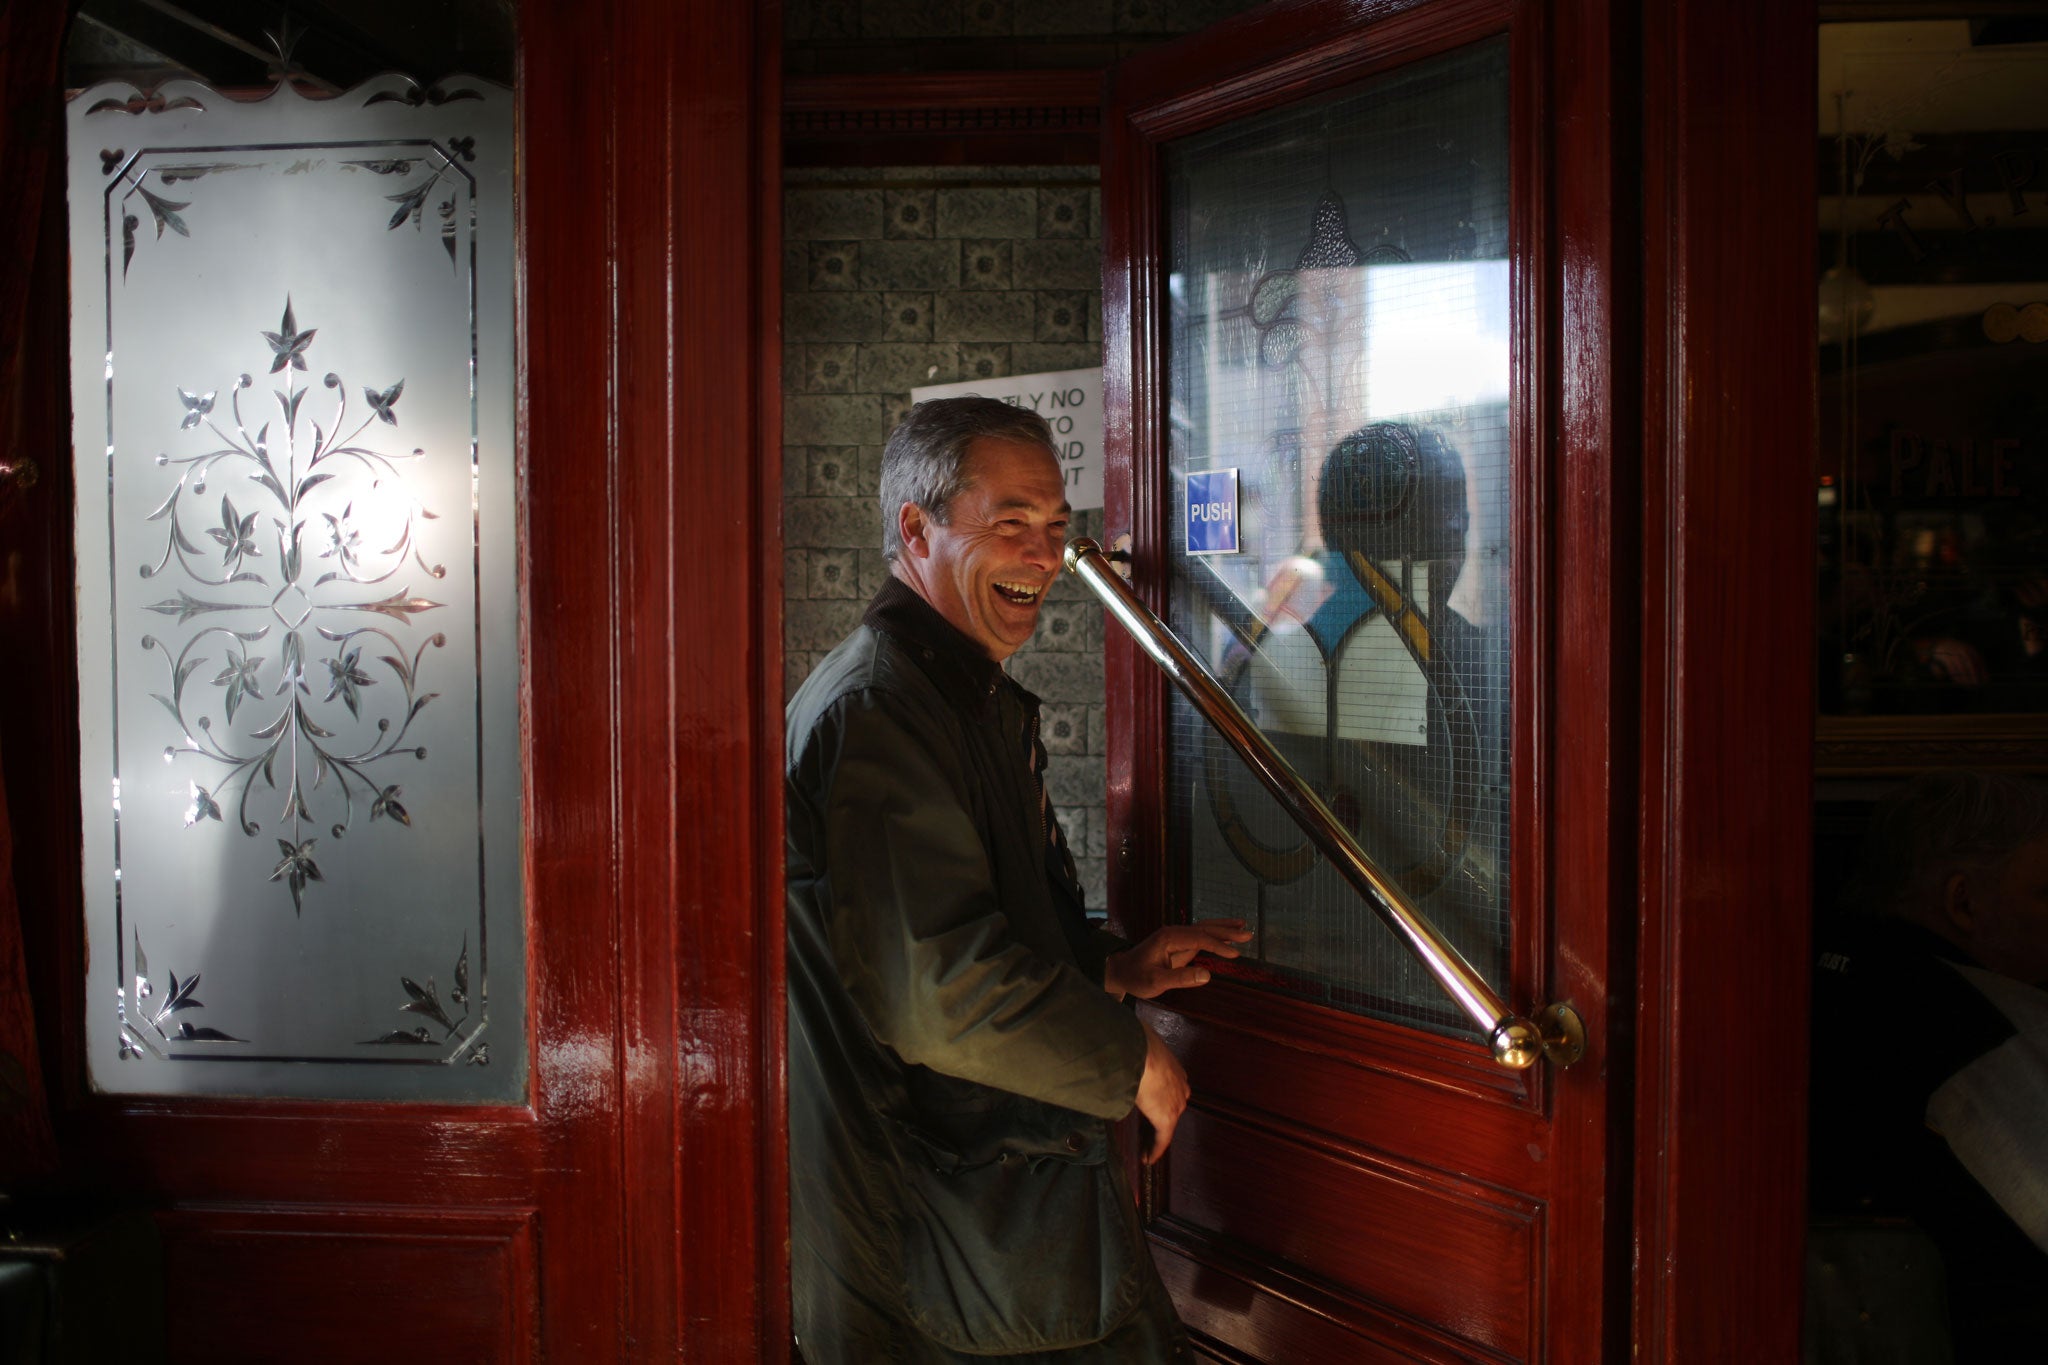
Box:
1925;168;1980;231
1891;430;1923;497
1993;151;2035;219
1995;438;2021;497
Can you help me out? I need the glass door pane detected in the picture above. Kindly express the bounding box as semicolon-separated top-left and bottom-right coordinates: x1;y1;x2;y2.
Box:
1163;37;1511;1036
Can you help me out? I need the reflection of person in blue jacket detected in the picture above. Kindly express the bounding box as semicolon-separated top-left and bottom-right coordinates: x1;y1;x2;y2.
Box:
1196;419;1505;1006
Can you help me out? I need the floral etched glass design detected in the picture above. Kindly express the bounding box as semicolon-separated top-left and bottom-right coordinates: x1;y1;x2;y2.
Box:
67;73;521;1099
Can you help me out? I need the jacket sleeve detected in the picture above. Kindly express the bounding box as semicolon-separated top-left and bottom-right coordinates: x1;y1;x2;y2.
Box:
805;688;1146;1120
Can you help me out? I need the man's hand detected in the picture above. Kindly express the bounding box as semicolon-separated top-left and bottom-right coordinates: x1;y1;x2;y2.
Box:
1104;919;1252;1000
1134;1020;1190;1164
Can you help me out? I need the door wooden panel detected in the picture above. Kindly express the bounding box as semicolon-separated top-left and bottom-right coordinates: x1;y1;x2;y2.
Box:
2;1;786;1357
1168;1110;1541;1358
158;1207;536;1364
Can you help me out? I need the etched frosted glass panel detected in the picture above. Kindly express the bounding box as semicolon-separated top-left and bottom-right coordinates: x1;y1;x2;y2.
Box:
66;74;521;1099
1164;39;1512;1037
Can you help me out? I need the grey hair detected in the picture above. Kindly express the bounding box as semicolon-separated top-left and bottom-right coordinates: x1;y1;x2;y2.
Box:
1844;771;2048;921
878;396;1059;560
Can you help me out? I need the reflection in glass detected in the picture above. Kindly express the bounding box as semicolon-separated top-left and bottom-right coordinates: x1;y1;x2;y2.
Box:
1816;20;2048;721
1164;39;1512;1035
66;64;521;1099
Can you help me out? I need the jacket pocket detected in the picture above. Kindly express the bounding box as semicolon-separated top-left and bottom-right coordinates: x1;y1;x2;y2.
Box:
893;1129;1142;1353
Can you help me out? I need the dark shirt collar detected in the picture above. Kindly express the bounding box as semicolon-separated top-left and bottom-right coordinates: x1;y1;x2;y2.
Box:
864;575;1019;719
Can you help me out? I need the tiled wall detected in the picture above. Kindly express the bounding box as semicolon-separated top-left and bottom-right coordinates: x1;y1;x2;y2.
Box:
782;166;1111;908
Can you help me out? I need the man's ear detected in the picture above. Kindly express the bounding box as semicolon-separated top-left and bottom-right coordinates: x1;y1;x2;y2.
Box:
1941;869;1977;936
898;501;930;559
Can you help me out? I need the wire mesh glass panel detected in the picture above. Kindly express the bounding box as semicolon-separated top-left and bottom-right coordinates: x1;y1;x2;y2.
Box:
66;59;521;1099
1164;37;1512;1037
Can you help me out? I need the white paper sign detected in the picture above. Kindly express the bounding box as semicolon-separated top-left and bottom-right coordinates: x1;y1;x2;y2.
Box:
910;366;1103;511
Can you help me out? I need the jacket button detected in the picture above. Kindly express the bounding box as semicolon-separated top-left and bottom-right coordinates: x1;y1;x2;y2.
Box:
1065;1133;1086;1153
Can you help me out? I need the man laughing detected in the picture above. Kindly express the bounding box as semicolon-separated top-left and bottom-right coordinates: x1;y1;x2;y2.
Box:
785;397;1247;1362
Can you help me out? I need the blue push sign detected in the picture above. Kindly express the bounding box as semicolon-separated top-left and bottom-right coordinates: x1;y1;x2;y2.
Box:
1186;468;1241;556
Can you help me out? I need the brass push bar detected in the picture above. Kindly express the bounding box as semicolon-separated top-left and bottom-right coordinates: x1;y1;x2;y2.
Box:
1065;538;1584;1070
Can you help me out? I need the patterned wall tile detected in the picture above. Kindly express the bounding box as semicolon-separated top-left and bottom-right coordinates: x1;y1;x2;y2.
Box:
786;649;819;702
786;0;859;41
1035;291;1088;343
1015;0;1114;38
1012;342;1099;373
787;598;868;652
1040;703;1088;755
859;444;888;497
1083;787;1109;858
785;187;882;240
861;548;894;596
857;342;957;393
807;548;864;599
961;0;1014;35
1013;238;1101;289
859;0;960;40
786;393;888;446
1038;186;1091;239
1043;753;1102;809
937;187;1037;239
881;292;935;342
885;188;938;239
1007;652;1100;704
956;342;1012;383
803;344;859;393
785;292;888;344
881;390;917;437
783;444;808;499
1034;601;1092;652
936;291;1034;341
861;239;957;291
809;240;860;291
960;238;1014;291
1057;806;1090;863
1076;858;1106;910
1113;0;1167;32
807;444;863;498
786;496;885;549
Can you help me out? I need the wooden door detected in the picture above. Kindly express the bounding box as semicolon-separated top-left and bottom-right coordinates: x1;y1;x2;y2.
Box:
1098;2;1812;1361
0;2;786;1359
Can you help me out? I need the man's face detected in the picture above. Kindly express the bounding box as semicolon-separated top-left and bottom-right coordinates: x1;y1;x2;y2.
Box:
1956;832;2048;985
896;436;1070;663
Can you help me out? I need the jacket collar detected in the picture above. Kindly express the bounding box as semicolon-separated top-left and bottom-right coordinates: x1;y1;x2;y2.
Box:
864;575;1015;719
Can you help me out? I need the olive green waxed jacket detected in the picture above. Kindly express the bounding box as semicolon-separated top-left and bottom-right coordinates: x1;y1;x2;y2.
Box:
786;579;1170;1362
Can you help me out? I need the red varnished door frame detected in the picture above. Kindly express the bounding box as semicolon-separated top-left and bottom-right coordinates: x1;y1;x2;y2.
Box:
522;0;789;1354
1635;0;1814;1359
1102;1;1633;1359
3;0;789;1357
